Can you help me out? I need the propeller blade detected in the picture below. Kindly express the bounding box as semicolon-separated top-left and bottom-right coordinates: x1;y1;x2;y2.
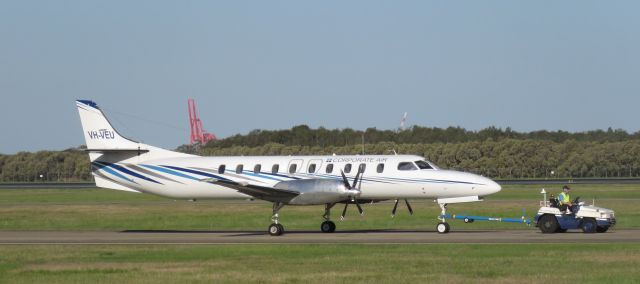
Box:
405;199;414;215
355;200;364;215
340;170;352;189
391;199;399;217
341;203;348;220
353;169;362;190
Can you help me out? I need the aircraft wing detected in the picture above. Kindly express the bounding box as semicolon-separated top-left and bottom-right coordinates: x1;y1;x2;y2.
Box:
203;179;300;203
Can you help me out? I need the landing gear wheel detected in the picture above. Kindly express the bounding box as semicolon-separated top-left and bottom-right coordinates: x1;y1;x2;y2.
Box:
581;218;597;234
596;226;609;233
538;214;559;234
436;222;450;234
269;223;284;236
320;221;336;233
463;218;474;223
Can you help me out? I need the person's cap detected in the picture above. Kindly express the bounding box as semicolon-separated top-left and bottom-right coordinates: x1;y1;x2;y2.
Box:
563;185;571;190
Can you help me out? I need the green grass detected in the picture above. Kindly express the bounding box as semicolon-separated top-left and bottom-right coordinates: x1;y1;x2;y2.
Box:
0;244;639;283
0;184;639;231
1;185;639;283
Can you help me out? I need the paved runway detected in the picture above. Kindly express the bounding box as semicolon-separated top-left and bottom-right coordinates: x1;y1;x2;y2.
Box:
0;229;639;244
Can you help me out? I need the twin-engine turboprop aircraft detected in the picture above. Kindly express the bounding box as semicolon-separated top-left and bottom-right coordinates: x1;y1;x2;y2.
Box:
76;100;501;235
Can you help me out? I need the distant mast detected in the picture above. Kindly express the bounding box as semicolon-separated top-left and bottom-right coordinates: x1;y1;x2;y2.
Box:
399;112;408;131
188;98;217;146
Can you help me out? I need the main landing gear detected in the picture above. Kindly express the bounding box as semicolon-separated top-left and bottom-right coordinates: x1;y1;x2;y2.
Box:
268;202;339;236
437;203;450;234
268;202;286;236
267;201;454;235
321;203;336;233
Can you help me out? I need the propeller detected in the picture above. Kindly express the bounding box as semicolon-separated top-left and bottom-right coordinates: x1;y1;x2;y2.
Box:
391;199;414;217
340;166;364;220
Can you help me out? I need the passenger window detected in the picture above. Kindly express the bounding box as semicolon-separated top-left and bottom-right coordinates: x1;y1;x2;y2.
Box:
218;165;226;174
358;163;366;173
397;162;418;171
289;164;297;174
344;163;352;173
254;164;261;173
326;164;334;174
308;163;316;173
272;164;279;174
236;164;244;174
377;163;385;173
414;160;433;170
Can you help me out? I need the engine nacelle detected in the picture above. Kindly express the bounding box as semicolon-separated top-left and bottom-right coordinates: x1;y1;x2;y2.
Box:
274;179;359;205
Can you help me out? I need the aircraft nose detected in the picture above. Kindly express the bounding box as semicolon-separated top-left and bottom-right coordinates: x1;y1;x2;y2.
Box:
478;176;501;196
487;179;502;194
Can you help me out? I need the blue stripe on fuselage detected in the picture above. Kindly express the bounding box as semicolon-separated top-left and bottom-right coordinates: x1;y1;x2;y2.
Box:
162;165;231;181
92;162;135;183
95;161;162;184
140;164;201;181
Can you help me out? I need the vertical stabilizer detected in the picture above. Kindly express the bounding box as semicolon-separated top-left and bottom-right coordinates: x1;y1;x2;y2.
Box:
76;100;140;150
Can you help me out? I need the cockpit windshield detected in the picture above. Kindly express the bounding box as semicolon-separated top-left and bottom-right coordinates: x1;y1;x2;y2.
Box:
398;160;439;171
414;160;432;169
397;162;418;171
415;160;438;170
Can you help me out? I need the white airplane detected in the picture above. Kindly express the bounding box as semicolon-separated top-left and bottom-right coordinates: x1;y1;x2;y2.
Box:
76;100;501;235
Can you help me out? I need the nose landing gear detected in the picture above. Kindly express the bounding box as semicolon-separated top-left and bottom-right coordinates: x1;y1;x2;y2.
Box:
437;203;450;234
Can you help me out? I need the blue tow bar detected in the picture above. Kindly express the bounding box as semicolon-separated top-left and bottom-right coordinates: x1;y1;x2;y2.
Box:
441;214;531;226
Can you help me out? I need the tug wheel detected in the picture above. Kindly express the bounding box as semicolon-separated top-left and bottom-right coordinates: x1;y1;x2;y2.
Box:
538;214;559;234
581;218;597;234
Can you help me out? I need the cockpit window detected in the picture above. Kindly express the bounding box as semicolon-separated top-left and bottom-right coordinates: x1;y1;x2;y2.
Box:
415;160;433;170
397;162;418;171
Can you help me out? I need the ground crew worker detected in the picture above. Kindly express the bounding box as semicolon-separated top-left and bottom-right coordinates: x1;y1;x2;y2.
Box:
558;185;572;214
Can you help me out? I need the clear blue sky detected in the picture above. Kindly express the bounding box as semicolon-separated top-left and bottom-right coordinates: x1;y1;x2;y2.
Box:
1;1;639;154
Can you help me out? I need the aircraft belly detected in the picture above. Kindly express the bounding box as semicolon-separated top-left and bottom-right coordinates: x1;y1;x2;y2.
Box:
139;183;251;200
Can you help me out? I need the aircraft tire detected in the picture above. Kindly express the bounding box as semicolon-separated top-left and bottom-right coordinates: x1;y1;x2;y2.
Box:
269;223;284;236
321;221;336;233
436;222;450;234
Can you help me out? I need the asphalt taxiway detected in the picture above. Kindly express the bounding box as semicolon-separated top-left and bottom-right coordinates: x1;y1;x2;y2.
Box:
0;229;638;244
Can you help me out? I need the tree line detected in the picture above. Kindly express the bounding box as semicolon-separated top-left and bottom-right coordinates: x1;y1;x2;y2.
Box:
194;140;640;179
0;148;91;182
202;125;638;148
3;126;640;182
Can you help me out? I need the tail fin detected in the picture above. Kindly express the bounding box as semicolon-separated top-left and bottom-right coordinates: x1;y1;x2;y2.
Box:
76;100;194;193
76;100;193;161
76;100;141;151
